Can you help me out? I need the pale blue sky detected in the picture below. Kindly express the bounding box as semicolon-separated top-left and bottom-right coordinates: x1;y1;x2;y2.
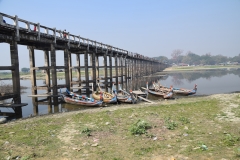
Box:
0;0;240;69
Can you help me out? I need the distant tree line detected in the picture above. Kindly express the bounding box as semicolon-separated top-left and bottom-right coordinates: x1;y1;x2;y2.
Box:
153;50;240;65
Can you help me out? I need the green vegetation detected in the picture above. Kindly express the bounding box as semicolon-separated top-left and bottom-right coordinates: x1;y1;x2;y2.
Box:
81;127;92;137
0;94;240;159
154;51;240;65
164;65;240;72
129;119;151;135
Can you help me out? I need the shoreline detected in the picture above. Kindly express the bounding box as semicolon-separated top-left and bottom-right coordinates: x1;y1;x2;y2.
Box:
1;65;240;80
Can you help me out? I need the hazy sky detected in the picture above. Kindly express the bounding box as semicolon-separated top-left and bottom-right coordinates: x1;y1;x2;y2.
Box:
0;0;240;69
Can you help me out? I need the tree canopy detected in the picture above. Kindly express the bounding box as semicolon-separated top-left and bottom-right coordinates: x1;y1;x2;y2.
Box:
155;50;240;65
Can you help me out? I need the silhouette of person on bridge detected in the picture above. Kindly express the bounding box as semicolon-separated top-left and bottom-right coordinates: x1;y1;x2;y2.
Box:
63;29;67;39
33;25;37;31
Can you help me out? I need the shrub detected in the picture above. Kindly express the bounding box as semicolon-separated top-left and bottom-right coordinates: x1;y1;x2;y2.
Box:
129;119;151;135
81;127;92;136
222;134;240;146
165;117;178;130
179;116;190;124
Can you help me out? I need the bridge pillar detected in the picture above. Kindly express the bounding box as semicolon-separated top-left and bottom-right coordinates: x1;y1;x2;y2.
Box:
95;55;99;88
50;43;58;104
120;55;124;85
124;57;127;90
64;48;70;90
109;50;113;90
76;54;81;92
90;52;97;92
114;53;118;88
84;51;90;94
10;39;22;118
28;46;38;116
44;50;51;93
103;51;108;91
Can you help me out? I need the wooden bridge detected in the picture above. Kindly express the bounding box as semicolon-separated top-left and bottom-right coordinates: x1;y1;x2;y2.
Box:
0;12;168;117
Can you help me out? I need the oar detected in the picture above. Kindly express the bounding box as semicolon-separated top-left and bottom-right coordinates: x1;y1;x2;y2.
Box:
97;83;103;92
118;83;130;96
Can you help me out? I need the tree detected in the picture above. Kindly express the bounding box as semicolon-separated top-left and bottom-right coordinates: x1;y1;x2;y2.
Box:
21;67;30;73
200;53;215;65
213;54;228;64
230;54;240;63
185;51;201;65
171;49;183;64
153;56;169;63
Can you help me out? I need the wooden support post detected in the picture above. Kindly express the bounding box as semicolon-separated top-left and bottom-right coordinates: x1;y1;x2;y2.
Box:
28;46;37;95
44;50;52;112
91;52;97;91
124;57;127;89
96;55;99;85
68;51;72;91
76;54;81;90
103;51;108;91
53;104;59;113
28;46;38;115
134;59;137;78
44;50;52;110
50;43;58;104
115;53;118;88
120;55;124;85
48;105;53;114
32;103;39;116
44;50;51;92
109;50;113;90
84;51;89;93
10;39;22;118
64;48;70;90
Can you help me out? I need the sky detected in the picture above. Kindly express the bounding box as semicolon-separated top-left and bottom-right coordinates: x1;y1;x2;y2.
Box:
0;0;240;69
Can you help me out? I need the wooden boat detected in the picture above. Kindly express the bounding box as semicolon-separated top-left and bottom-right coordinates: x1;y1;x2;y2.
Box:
116;83;137;103
152;81;171;92
173;84;197;96
61;89;103;107
91;83;117;104
141;82;173;99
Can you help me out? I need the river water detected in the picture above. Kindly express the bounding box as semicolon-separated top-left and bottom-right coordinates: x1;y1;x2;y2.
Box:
1;68;240;118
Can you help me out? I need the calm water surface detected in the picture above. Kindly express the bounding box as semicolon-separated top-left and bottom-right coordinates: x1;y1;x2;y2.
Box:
1;68;240;118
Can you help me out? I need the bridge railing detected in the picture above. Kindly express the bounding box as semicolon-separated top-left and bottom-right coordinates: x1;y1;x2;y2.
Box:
0;12;159;62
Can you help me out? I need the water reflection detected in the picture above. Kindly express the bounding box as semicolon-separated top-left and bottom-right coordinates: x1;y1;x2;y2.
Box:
1;68;240;119
169;68;240;85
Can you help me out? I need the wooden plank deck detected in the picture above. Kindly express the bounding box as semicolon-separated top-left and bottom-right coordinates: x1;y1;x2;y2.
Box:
0;103;28;108
132;90;146;95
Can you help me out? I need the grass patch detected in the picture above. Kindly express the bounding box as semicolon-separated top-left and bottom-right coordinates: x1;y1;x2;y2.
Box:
129;119;151;135
0;94;240;159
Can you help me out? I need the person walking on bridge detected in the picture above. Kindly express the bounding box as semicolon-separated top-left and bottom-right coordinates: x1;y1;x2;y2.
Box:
63;29;67;39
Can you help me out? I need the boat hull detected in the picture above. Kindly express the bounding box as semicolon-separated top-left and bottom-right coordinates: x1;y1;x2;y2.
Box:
62;95;103;107
173;89;197;96
92;91;117;104
117;95;135;103
141;87;173;99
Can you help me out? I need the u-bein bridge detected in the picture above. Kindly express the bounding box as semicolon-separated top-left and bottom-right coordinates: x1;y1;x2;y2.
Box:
0;12;168;118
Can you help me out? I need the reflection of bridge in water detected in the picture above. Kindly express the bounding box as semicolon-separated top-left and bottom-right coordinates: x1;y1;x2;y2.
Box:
0;12;168;118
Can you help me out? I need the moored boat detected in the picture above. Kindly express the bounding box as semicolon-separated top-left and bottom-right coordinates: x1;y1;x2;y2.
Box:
141;82;174;99
116;83;137;103
173;84;197;96
92;83;117;104
61;89;103;107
